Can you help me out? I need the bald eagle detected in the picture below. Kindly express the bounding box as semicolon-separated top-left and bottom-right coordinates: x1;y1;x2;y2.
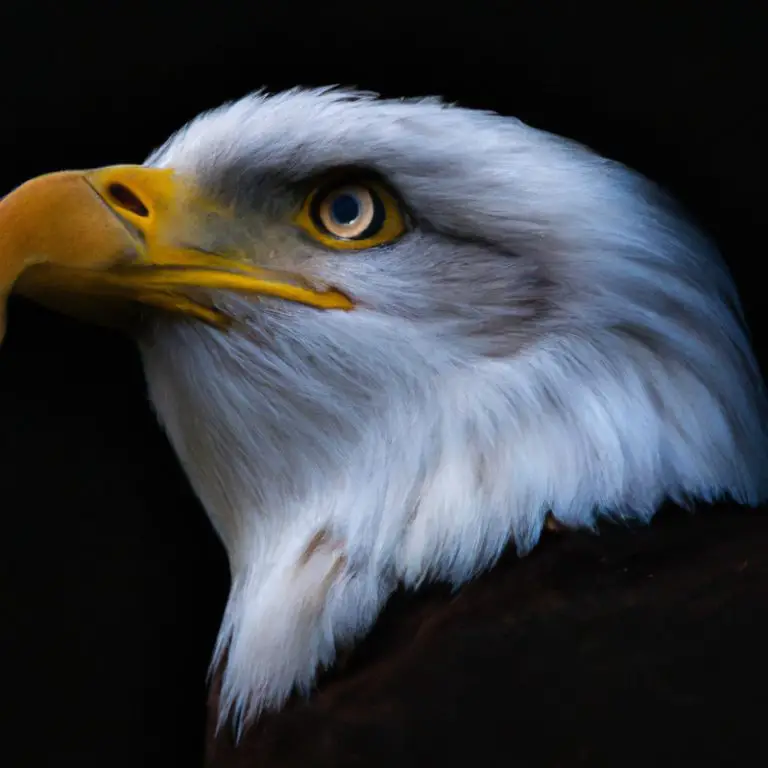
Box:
1;88;766;748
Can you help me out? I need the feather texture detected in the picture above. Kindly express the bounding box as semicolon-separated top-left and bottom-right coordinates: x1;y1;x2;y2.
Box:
136;88;768;730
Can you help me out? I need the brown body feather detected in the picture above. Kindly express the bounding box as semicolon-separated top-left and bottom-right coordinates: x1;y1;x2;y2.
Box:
206;503;767;767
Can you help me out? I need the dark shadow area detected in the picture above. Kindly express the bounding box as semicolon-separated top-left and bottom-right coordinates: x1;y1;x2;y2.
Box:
0;1;764;765
208;503;768;767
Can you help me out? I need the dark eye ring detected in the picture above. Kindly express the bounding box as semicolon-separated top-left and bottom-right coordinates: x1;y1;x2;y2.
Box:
296;177;407;250
311;184;385;240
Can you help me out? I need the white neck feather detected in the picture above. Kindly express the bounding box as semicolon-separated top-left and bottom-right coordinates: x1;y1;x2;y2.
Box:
139;312;766;733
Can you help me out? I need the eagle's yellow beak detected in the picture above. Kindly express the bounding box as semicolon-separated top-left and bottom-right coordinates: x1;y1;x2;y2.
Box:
0;165;352;339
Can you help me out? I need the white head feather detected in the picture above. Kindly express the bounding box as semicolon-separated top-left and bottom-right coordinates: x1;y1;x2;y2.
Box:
136;88;767;732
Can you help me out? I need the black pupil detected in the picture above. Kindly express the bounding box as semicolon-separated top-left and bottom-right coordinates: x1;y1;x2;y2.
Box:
330;192;361;225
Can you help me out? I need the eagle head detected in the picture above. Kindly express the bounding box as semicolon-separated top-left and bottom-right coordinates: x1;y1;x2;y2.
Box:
2;87;766;733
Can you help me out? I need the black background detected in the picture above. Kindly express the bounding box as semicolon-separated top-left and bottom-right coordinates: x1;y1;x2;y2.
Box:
0;1;764;766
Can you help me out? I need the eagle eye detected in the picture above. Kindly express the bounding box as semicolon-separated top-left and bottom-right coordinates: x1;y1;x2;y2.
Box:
295;179;406;250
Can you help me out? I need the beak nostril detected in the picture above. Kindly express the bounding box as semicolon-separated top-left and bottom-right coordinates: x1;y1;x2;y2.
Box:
106;183;149;217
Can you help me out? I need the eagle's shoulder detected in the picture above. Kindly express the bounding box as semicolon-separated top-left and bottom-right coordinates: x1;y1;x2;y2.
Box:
206;503;768;767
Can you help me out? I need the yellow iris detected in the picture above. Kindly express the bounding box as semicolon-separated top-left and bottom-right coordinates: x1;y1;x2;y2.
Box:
295;179;406;250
